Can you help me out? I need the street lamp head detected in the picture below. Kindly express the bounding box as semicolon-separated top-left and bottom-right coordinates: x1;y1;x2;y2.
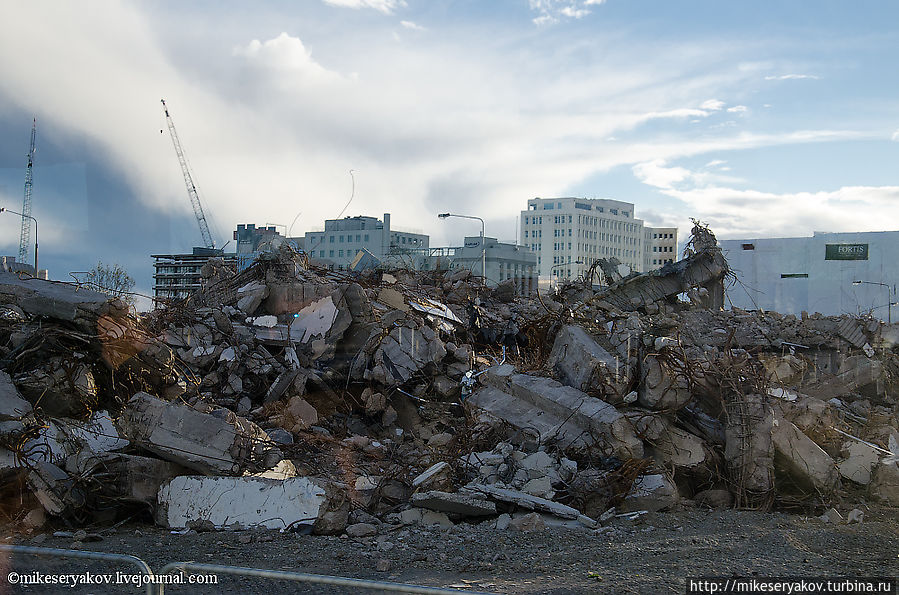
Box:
437;213;450;219
852;281;862;285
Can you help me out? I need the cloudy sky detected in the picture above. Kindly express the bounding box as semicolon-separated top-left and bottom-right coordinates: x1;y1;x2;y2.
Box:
0;0;897;299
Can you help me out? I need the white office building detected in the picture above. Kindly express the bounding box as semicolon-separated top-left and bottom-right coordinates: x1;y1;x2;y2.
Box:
520;197;677;280
304;213;429;271
721;230;899;322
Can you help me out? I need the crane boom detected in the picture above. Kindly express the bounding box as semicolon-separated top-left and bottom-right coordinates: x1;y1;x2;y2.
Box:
160;99;215;249
19;119;36;264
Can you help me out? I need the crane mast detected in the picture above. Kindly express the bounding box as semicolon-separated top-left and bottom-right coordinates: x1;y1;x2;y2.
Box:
19;119;36;264
160;99;215;250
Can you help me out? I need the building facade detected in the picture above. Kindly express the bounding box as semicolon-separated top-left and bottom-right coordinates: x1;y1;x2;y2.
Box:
304;213;429;271
721;230;899;321
520;197;676;280
644;227;679;271
152;247;237;304
445;236;537;295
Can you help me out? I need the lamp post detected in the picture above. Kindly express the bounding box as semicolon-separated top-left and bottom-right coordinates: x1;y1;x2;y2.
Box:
0;207;37;276
853;280;893;324
438;213;485;285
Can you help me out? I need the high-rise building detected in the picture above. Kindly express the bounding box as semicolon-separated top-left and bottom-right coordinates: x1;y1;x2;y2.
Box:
520;197;676;280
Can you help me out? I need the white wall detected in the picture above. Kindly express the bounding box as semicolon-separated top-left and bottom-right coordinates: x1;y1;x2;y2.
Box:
722;230;899;321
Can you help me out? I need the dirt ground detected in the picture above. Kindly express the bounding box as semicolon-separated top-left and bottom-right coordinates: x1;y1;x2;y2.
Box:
1;506;897;594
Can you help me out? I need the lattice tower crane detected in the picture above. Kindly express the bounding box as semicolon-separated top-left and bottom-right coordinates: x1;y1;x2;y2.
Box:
160;99;215;249
18;119;36;263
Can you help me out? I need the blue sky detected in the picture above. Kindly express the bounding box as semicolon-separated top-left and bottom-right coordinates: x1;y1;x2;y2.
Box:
0;0;897;299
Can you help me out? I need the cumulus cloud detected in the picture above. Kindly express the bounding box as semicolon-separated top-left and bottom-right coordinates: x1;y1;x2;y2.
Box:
891;129;899;141
727;105;748;113
233;33;342;82
322;0;406;14
765;73;819;80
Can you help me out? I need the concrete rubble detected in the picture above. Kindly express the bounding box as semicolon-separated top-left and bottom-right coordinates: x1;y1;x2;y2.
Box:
0;222;897;537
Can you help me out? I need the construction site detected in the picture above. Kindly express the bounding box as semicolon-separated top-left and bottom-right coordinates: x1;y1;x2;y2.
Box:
0;217;897;593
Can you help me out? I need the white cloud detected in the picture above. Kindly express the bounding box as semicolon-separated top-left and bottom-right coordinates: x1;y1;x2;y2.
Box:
322;0;406;14
765;73;819;80
400;20;426;31
700;99;725;111
891;129;899;141
727;105;748;113
233;33;342;82
632;160;692;190
529;0;603;24
0;2;883;256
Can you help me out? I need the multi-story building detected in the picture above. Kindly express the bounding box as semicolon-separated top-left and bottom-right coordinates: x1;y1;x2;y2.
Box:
520;197;675;280
151;247;237;304
644;227;679;271
304;213;428;271
444;236;537;295
721;230;899;321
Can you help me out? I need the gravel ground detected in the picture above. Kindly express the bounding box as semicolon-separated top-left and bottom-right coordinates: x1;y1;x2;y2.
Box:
2;507;897;594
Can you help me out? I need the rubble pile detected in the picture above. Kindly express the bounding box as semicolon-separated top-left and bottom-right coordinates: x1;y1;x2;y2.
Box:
0;224;897;538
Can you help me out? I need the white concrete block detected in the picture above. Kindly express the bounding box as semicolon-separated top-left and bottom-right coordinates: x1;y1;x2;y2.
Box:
157;476;326;530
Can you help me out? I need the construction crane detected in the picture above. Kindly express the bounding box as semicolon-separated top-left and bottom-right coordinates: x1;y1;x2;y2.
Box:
19;119;36;264
160;99;216;249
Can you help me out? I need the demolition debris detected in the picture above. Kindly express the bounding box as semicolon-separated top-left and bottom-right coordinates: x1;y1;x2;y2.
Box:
0;222;897;539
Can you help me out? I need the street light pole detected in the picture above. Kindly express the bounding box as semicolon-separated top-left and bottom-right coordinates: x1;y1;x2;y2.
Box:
438;213;486;285
852;280;892;324
0;207;37;276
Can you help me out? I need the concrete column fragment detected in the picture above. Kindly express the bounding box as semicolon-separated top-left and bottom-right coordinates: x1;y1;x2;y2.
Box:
547;325;634;400
117;392;275;476
473;365;643;459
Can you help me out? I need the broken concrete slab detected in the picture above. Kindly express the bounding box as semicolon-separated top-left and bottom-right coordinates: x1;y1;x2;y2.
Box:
397;508;454;529
646;420;712;471
0;272;128;332
0;371;32;420
156;475;326;530
412;462;450;488
474;365;642;459
839;442;881;485
368;322;446;386
68;452;187;505
638;355;692;411
27;462;85;516
411;491;497;517
117;392;274;475
465;484;580;520
547;325;632;400
620;473;679;512
772;418;841;495
236;281;268;315
867;459;899;506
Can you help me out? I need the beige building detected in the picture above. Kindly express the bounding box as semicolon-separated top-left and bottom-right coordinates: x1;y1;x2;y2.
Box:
520;197;676;280
644;227;679;270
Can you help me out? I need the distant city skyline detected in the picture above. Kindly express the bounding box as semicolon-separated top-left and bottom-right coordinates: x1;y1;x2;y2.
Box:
1;1;897;299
